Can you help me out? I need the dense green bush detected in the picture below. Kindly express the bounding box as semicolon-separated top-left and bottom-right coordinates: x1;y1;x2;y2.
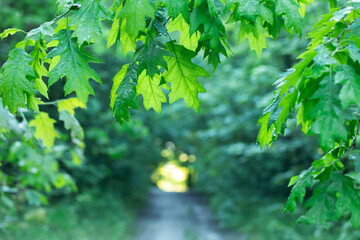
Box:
0;192;135;240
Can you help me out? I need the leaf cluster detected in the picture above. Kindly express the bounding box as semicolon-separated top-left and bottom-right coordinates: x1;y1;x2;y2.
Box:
257;1;360;228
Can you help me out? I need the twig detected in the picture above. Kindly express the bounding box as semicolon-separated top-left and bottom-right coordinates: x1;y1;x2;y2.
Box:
337;18;357;43
38;100;60;106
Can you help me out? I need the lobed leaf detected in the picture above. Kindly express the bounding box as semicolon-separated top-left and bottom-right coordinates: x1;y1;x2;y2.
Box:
0;48;36;113
163;42;209;112
70;0;112;45
47;29;102;104
29;112;60;149
111;64;139;125
285;167;317;213
136;71;167;113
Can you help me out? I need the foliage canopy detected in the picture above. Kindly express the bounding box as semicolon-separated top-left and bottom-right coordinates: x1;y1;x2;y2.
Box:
1;0;360;229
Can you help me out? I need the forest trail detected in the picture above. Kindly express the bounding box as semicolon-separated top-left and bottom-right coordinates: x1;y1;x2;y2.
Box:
131;188;243;240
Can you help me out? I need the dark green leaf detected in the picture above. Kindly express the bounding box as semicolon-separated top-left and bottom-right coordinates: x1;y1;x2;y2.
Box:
47;29;102;104
136;41;172;78
111;64;139;125
0;48;35;113
70;0;112;44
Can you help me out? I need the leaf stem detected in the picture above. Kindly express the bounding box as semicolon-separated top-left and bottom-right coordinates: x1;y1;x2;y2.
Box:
53;8;73;24
337;17;359;43
38;100;60;106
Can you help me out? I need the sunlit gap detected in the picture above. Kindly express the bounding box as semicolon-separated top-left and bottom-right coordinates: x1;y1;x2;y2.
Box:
151;141;197;192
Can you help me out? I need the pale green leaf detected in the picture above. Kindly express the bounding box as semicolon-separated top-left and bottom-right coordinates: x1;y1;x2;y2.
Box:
168;15;200;51
163;42;209;111
59;110;84;140
137;71;167;113
111;64;128;108
0;28;23;40
57;98;86;115
29;112;60;149
118;0;155;51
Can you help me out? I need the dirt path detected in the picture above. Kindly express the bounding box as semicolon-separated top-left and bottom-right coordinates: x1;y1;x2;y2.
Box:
131;188;242;240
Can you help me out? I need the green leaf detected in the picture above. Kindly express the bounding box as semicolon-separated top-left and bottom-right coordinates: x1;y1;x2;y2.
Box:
163;42;209;111
54;18;76;34
257;112;275;148
70;0;112;44
278;49;316;95
206;0;224;17
111;64;139;125
232;0;260;22
346;43;360;64
190;1;228;69
25;190;48;206
0;48;36;113
194;0;204;8
150;7;168;36
30;40;49;99
328;0;337;8
29;112;60;149
26;22;54;41
164;0;189;21
56;0;74;12
167;14;200;51
111;64;127;109
288;175;299;187
275;91;297;133
136;41;172;78
260;4;274;25
307;12;336;49
119;19;137;54
257;92;293;148
335;65;360;109
306;77;348;150
107;2;123;49
0;28;23;40
313;44;338;66
331;6;353;22
107;18;120;49
59;110;84;140
275;0;303;33
137;71;167;113
257;50;316;147
285;167;317;213
333;174;360;228
348;19;360;37
27;95;43;113
298;169;360;229
118;0;155;50
47;29;102;104
0;99;16;133
297;182;336;228
57;98;86;115
238;19;267;57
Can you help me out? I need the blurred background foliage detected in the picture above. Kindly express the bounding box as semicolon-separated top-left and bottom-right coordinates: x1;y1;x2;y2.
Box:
1;0;360;239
